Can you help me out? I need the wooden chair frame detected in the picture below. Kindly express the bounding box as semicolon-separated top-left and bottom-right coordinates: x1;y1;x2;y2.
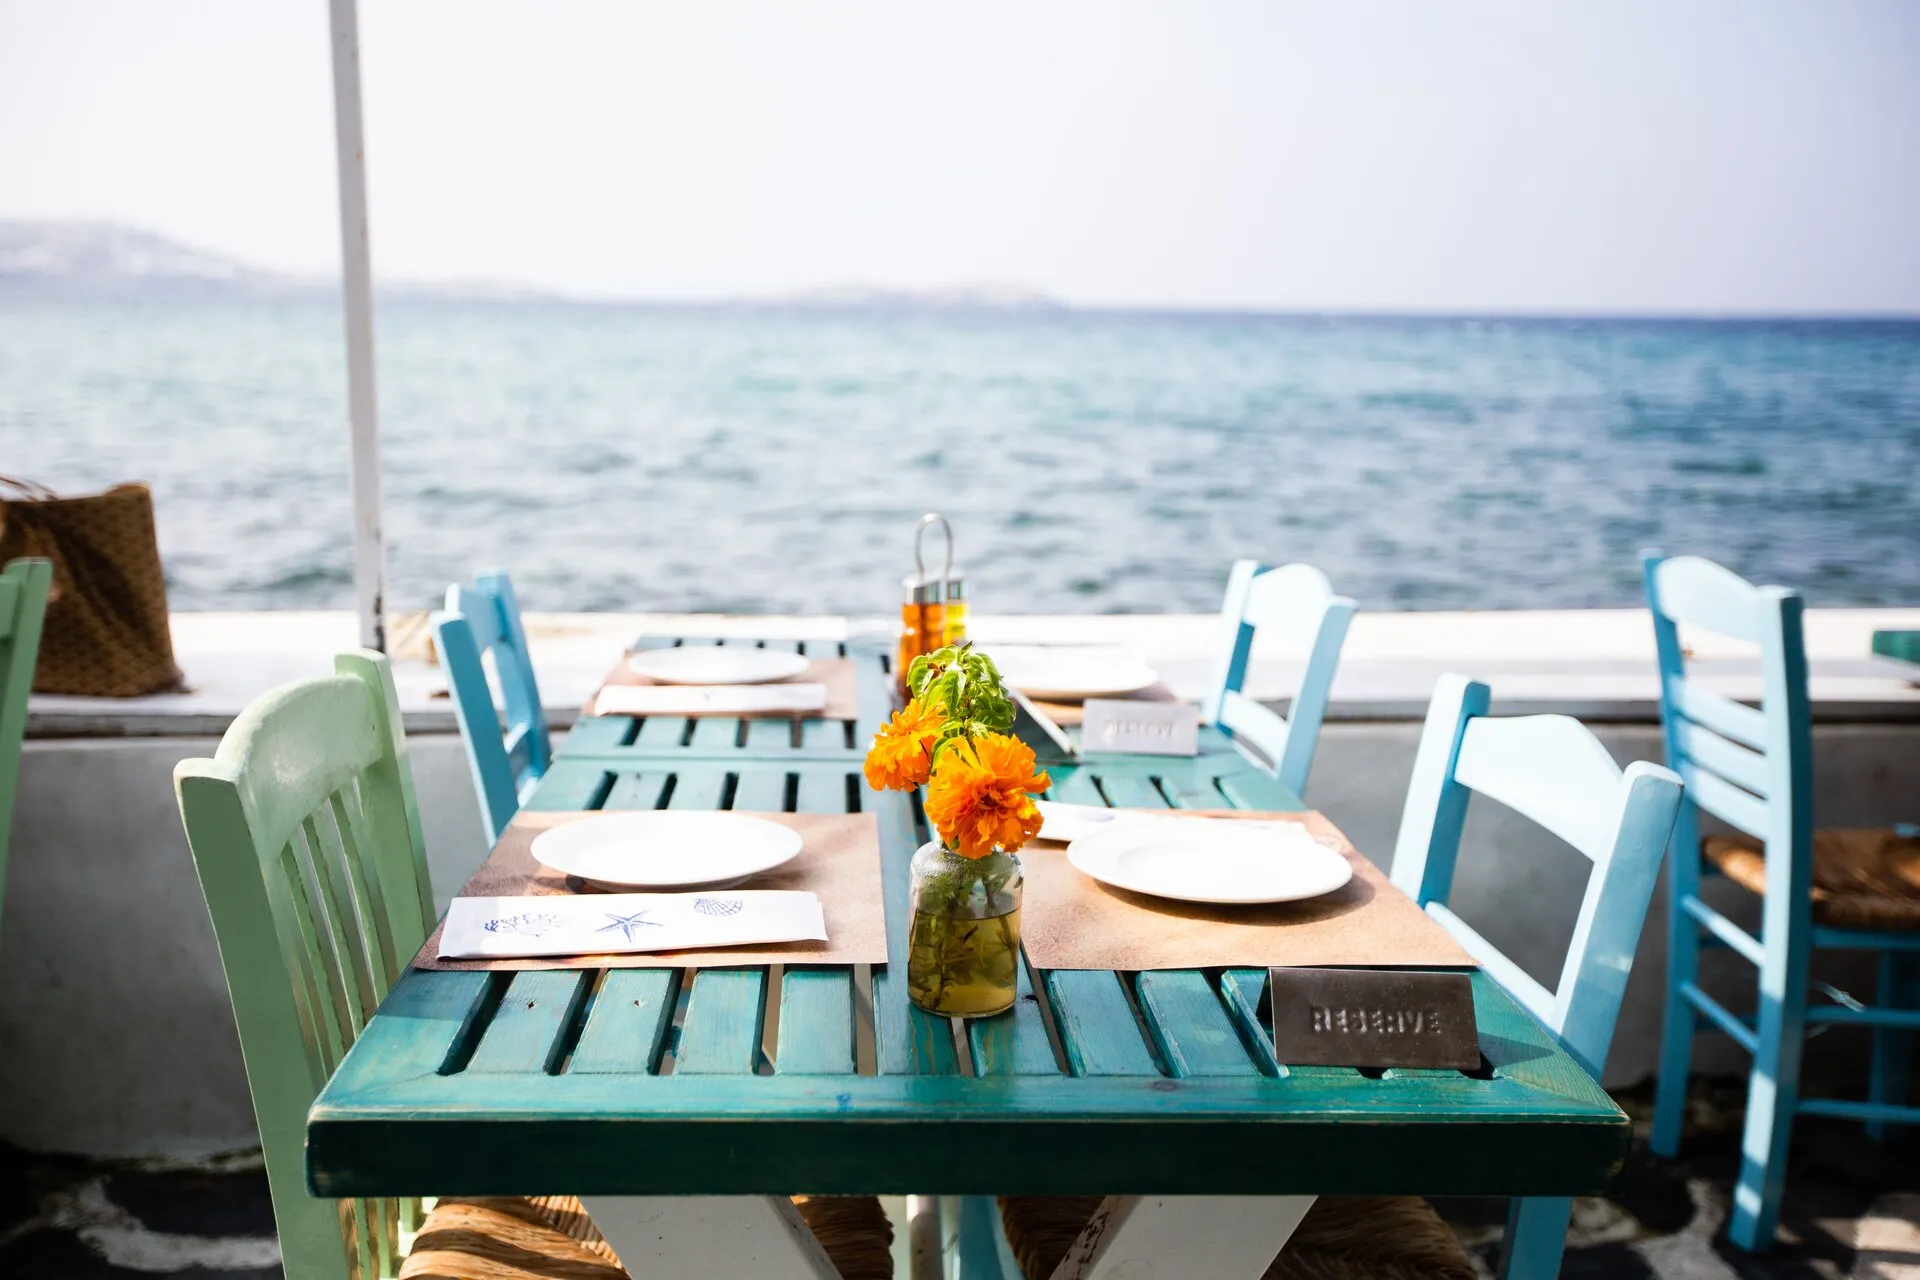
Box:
1392;673;1683;1279
1644;552;1920;1251
433;570;551;843
1201;560;1356;797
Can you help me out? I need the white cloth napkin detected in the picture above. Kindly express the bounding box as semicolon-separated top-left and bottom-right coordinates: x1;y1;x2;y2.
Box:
593;682;828;716
439;891;828;960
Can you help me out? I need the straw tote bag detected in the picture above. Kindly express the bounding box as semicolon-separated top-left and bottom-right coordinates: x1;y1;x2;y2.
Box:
0;476;186;696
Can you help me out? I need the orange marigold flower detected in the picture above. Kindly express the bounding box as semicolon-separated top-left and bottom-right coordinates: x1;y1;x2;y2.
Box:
924;732;1051;858
863;695;946;791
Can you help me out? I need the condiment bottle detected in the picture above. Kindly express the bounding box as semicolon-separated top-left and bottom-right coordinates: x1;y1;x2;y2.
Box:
897;514;955;689
897;573;944;690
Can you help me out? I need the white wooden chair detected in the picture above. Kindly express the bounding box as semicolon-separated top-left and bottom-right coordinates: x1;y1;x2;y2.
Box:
1201;560;1356;797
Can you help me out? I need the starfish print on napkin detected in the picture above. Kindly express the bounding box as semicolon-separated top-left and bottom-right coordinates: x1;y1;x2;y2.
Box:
597;910;662;942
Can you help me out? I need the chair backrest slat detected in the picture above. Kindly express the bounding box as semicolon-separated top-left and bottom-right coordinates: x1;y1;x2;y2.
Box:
300;812;376;1036
176;651;432;1280
1647;554;1773;644
329;788;402;994
253;836;330;1095
1391;674;1684;1080
1669;681;1770;752
1216;690;1290;772
1452;714;1628;863
270;832;351;1076
1201;559;1355;796
1678;764;1769;839
434;571;550;843
504;723;535;779
0;559;53;934
1668;718;1769;799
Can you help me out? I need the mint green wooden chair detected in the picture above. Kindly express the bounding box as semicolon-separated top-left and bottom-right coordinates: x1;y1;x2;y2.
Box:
176;652;440;1280
177;652;888;1280
174;654;636;1280
0;558;53;933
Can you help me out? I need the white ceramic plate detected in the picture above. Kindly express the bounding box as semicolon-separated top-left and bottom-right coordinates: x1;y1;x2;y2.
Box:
627;646;811;686
988;646;1160;702
530;812;803;891
1066;819;1353;905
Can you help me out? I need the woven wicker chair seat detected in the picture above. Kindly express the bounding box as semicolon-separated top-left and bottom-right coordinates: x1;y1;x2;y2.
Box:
997;1195;1475;1280
399;1194;893;1280
1703;827;1920;930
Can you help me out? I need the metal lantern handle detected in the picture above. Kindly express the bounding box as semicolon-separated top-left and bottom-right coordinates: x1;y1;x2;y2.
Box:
914;512;954;580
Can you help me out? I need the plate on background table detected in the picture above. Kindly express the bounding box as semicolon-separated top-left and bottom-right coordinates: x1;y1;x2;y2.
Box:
1067;818;1352;905
987;645;1160;702
627;647;810;685
531;812;803;891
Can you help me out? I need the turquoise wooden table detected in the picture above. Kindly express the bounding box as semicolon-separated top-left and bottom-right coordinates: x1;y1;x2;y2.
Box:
308;640;1630;1276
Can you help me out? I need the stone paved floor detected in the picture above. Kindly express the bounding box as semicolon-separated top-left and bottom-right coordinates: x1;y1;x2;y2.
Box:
2;1083;1914;1279
1439;1083;1919;1279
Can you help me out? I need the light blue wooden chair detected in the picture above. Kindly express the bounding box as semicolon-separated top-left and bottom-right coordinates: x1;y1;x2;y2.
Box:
1644;552;1920;1251
1391;673;1684;1280
1202;560;1356;797
432;571;551;843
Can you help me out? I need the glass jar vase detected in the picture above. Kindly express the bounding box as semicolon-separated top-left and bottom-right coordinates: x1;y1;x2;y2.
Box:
904;841;1023;1018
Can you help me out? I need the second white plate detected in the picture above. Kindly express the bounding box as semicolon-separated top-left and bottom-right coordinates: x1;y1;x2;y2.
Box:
1066;819;1352;905
531;811;803;891
628;646;811;685
988;645;1160;702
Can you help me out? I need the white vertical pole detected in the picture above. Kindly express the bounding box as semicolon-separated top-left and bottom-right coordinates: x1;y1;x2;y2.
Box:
328;0;386;652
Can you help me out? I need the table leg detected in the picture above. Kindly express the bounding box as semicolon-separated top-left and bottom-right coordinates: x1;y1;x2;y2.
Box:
580;1195;841;1278
1048;1195;1317;1280
909;1195;943;1280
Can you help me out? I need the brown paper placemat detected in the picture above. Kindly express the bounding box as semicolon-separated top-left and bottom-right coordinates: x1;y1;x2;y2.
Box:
584;654;860;721
414;811;886;970
1020;810;1475;971
1030;683;1181;727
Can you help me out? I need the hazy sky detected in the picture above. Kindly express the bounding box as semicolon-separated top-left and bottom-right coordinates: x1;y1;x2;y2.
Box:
4;0;1918;314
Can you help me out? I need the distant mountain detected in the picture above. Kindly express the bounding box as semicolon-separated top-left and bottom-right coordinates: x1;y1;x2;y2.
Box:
0;219;1062;311
777;283;1066;312
0;220;302;300
0;220;557;304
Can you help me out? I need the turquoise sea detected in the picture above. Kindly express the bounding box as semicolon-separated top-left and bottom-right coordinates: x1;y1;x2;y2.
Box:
2;300;1916;616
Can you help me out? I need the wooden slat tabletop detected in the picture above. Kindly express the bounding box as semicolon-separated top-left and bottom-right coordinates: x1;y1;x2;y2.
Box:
307;637;1629;1201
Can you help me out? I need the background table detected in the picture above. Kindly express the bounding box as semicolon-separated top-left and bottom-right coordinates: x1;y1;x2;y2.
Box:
1872;629;1920;682
308;635;1629;1275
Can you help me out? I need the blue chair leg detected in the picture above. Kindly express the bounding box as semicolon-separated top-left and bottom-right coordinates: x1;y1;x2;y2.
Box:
1650;894;1700;1157
1868;952;1915;1141
1498;1196;1572;1280
949;1196;1011;1280
1728;952;1810;1251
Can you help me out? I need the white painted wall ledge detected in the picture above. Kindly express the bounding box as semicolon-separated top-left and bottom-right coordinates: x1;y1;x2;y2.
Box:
26;606;1920;737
